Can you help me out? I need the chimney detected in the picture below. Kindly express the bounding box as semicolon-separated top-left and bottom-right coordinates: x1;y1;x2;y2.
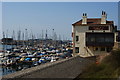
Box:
82;13;87;24
101;11;107;24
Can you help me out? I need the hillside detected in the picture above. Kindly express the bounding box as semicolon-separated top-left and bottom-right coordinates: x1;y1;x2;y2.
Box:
77;49;120;79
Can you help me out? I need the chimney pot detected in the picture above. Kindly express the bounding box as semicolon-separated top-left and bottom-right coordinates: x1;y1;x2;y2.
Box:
82;13;87;24
102;11;104;15
101;11;107;24
104;11;105;15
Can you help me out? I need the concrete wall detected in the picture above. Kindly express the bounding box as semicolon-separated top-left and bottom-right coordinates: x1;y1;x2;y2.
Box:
2;56;95;79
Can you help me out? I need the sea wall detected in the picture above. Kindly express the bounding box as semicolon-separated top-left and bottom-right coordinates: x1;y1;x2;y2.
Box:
2;56;96;79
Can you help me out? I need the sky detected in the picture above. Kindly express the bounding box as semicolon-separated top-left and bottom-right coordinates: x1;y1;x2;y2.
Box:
1;0;120;2
0;2;2;40
1;2;119;40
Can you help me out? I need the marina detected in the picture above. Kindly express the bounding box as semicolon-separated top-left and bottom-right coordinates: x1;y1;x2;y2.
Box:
1;2;120;79
0;40;73;76
0;24;73;76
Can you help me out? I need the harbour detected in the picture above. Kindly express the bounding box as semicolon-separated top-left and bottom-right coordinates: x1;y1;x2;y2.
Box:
1;2;120;79
0;40;73;76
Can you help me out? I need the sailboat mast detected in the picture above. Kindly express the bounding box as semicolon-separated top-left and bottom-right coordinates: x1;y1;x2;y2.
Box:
12;30;15;40
25;29;28;47
22;31;24;46
41;29;44;49
45;29;48;40
52;29;54;47
2;31;5;57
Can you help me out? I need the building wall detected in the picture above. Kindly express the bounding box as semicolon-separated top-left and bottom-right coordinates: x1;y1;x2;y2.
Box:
73;25;114;57
74;26;90;57
113;32;120;49
88;47;109;55
86;25;111;33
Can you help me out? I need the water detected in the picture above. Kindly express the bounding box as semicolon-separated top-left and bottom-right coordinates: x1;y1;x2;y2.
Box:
0;44;3;50
1;63;34;76
0;44;35;76
0;44;15;76
0;61;35;76
0;44;15;51
0;66;16;76
0;44;40;76
0;44;70;76
0;44;2;76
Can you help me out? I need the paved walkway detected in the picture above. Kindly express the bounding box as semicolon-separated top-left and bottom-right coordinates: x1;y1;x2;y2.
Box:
2;56;95;79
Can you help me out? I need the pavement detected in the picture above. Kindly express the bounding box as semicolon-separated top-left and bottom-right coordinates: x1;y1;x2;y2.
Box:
2;56;95;79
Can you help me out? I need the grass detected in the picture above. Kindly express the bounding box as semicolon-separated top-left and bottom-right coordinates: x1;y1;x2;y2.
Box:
78;49;120;78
